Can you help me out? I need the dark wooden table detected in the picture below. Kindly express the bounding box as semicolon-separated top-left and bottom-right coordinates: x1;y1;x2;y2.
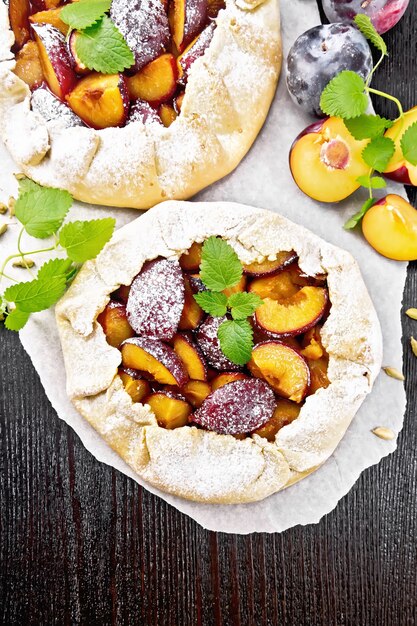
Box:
1;3;417;625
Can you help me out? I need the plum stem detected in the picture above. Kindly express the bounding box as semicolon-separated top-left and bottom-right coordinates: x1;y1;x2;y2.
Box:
367;86;404;118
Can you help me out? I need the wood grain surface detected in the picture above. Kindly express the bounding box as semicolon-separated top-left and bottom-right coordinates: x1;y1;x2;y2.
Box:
1;2;417;625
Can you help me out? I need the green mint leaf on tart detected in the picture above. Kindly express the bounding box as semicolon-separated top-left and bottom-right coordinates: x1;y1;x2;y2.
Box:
217;319;254;366
400;121;417;166
199;236;242;292
74;16;135;74
194;291;228;317
320;71;368;119
344;114;393;140
4;308;30;331
344;198;377;230
4;276;67;313
61;0;112;31
59;218;116;262
16;176;41;196
228;292;263;321
37;258;74;282
356;175;386;189
354;14;387;56
15;183;72;239
362;136;395;172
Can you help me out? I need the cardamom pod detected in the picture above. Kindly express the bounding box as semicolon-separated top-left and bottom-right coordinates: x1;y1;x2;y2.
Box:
12;258;35;269
411;336;417;358
372;427;395;441
406;308;417;320
382;366;405;381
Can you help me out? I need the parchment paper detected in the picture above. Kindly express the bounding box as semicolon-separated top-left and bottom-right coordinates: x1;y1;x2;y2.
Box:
0;0;407;533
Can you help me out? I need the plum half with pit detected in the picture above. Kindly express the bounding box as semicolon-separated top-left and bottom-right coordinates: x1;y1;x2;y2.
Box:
286;23;373;117
322;0;410;34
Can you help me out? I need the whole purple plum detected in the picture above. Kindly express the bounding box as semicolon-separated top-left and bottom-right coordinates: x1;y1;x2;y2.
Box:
322;0;410;34
286;23;373;117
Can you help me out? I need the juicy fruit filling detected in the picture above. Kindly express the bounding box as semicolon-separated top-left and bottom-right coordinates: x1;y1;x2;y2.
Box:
10;0;225;129
99;244;332;441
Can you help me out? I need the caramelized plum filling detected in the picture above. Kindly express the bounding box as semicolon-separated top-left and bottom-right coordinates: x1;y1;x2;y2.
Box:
99;242;331;438
11;0;224;129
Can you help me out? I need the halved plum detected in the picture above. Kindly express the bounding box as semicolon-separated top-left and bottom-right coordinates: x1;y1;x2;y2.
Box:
182;380;211;408
127;53;178;105
121;337;189;387
192;378;276;435
252;399;301;441
255;286;328;337
248;341;310;403
243;251;297;277
178;273;204;330
97;301;135;348
32;23;77;99
173;332;208;380
147;391;191;428
196;316;242;371
127;258;185;340
118;367;151;403
66;73;130;129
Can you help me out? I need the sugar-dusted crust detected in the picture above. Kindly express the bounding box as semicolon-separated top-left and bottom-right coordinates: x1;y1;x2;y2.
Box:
0;0;281;209
55;202;383;504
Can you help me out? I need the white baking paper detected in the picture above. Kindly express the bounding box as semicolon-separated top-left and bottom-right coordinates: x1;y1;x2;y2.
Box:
0;0;407;533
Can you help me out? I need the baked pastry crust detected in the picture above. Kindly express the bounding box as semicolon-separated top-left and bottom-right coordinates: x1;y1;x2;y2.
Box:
0;0;281;209
56;201;383;504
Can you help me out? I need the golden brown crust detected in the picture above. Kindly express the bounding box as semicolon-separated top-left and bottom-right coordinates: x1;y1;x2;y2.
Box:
0;0;281;209
55;202;383;504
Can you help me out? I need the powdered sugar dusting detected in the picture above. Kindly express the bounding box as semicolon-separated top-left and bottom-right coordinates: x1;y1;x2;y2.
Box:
110;0;170;71
196;315;242;371
126;99;162;126
179;22;216;83
193;378;276;434
31;87;84;128
126;258;185;340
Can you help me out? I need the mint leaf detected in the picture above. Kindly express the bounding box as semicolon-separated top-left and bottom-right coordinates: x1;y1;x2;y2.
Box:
5;308;30;331
37;258;74;282
15;185;72;238
344;114;393;140
354;14;387;56
344;198;377;230
194;291;228;317
74;16;134;74
200;236;242;292
61;0;111;30
4;276;67;312
228;292;263;320
400;121;417;166
16;176;41;196
217;319;253;366
320;71;368;119
356;175;386;189
59;217;115;263
362;136;395;172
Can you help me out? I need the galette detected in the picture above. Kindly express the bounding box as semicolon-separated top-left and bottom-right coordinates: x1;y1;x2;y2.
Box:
0;0;281;208
56;202;382;504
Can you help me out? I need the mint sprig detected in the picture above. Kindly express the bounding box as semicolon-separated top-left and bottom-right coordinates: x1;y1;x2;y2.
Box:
320;71;368;119
194;238;264;365
0;177;115;331
400;121;417;166
354;14;387;57
74;16;134;74
361;136;395;172
344;114;393;140
60;0;111;31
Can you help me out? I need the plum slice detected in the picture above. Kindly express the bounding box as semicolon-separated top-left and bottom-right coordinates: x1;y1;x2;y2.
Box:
248;342;310;403
178;273;204;330
147;391;192;428
127;53;178;105
121;337;189;387
177;22;216;84
253;399;301;441
182;380;211;408
31;87;84;128
195;316;242;371
211;372;248;391
243;251;297;277
179;242;202;271
255;286;328;337
127;258;185;340
173;332;208;381
118;367;151;403
126;99;162;126
192;379;276;435
13;41;44;90
110;0;170;71
97;301;135;348
66;73;130;129
9;0;31;51
32;23;77;99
